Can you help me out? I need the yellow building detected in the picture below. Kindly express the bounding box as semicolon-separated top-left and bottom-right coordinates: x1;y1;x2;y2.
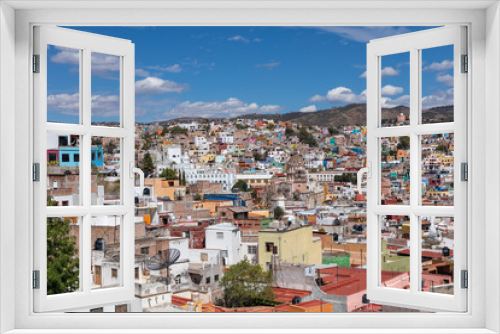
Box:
144;178;184;199
199;154;215;163
258;225;322;270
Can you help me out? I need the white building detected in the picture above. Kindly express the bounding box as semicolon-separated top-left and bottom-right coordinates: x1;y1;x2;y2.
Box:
205;224;241;266
219;132;234;144
309;171;343;183
194;136;210;151
184;168;236;191
177;122;198;132
162;145;182;165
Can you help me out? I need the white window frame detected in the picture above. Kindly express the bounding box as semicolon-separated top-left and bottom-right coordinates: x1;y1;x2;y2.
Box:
0;1;498;333
32;25;136;312
365;26;467;312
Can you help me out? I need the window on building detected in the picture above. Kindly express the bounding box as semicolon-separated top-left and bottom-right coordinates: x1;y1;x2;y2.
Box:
61;201;69;206
205;277;211;284
112;268;118;278
48;153;57;162
140;247;149;255
115;304;128;313
134;268;140;280
90;307;104;313
214;275;219;282
248;245;257;254
74;154;79;162
216;232;223;239
175;275;181;285
265;242;274;252
61;154;69;162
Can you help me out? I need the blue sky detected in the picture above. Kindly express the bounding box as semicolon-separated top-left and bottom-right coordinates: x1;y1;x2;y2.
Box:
46;26;454;123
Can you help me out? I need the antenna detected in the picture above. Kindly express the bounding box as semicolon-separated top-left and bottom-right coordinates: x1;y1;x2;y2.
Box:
146;248;181;271
145;249;181;289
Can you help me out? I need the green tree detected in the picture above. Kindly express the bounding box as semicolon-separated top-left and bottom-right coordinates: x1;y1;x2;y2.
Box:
334;174;357;183
297;127;318;147
47;196;79;295
182;171;187;186
397;136;410;150
328;127;339;136
285;127;295;136
235;124;246;130
194;194;202;201
232;180;249;192
106;140;117;154
273;206;285;221
160;168;177;180
142;152;155;177
253;152;263;161
169;126;188;135
219;258;274;308
436;144;447;153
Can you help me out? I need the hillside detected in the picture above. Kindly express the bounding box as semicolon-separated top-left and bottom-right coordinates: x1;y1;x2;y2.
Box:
236;103;453;126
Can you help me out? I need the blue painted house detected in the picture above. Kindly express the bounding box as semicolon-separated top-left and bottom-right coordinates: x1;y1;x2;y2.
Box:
91;145;104;167
59;146;80;167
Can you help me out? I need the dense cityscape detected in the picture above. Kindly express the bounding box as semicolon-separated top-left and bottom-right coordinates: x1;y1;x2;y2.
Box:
46;107;455;313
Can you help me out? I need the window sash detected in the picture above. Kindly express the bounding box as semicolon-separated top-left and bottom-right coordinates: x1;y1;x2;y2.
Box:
33;25;136;312
366;26;467;312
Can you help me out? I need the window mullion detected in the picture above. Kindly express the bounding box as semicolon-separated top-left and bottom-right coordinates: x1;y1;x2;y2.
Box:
409;47;420;295
81;47;92;295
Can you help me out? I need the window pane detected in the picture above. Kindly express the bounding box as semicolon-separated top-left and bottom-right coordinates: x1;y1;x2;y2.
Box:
91;52;121;126
91;215;122;290
47;45;80;124
380;215;410;290
47;133;81;207
421;133;454;206
381;136;410;205
91;137;121;205
47;216;81;295
420;216;454;295
421;45;454;124
380;52;410;127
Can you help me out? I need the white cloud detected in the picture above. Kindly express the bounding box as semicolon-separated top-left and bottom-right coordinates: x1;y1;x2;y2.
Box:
359;66;399;78
315;26;411;43
51;47;120;77
146;64;182;73
422;88;454;109
91;95;120;117
436;74;454;86
381;95;410;108
47;93;120;117
47;93;79;114
254;38;263;43
135;77;189;95
381;85;404;96
135;69;150;77
227;35;249;43
309;95;326;103
309;87;366;104
300;105;318;112
165;97;283;119
327;87;367;104
255;62;280;70
423;60;453;71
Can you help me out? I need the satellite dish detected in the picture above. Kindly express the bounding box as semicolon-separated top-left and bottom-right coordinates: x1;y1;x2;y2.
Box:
146;249;181;271
442;246;450;257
